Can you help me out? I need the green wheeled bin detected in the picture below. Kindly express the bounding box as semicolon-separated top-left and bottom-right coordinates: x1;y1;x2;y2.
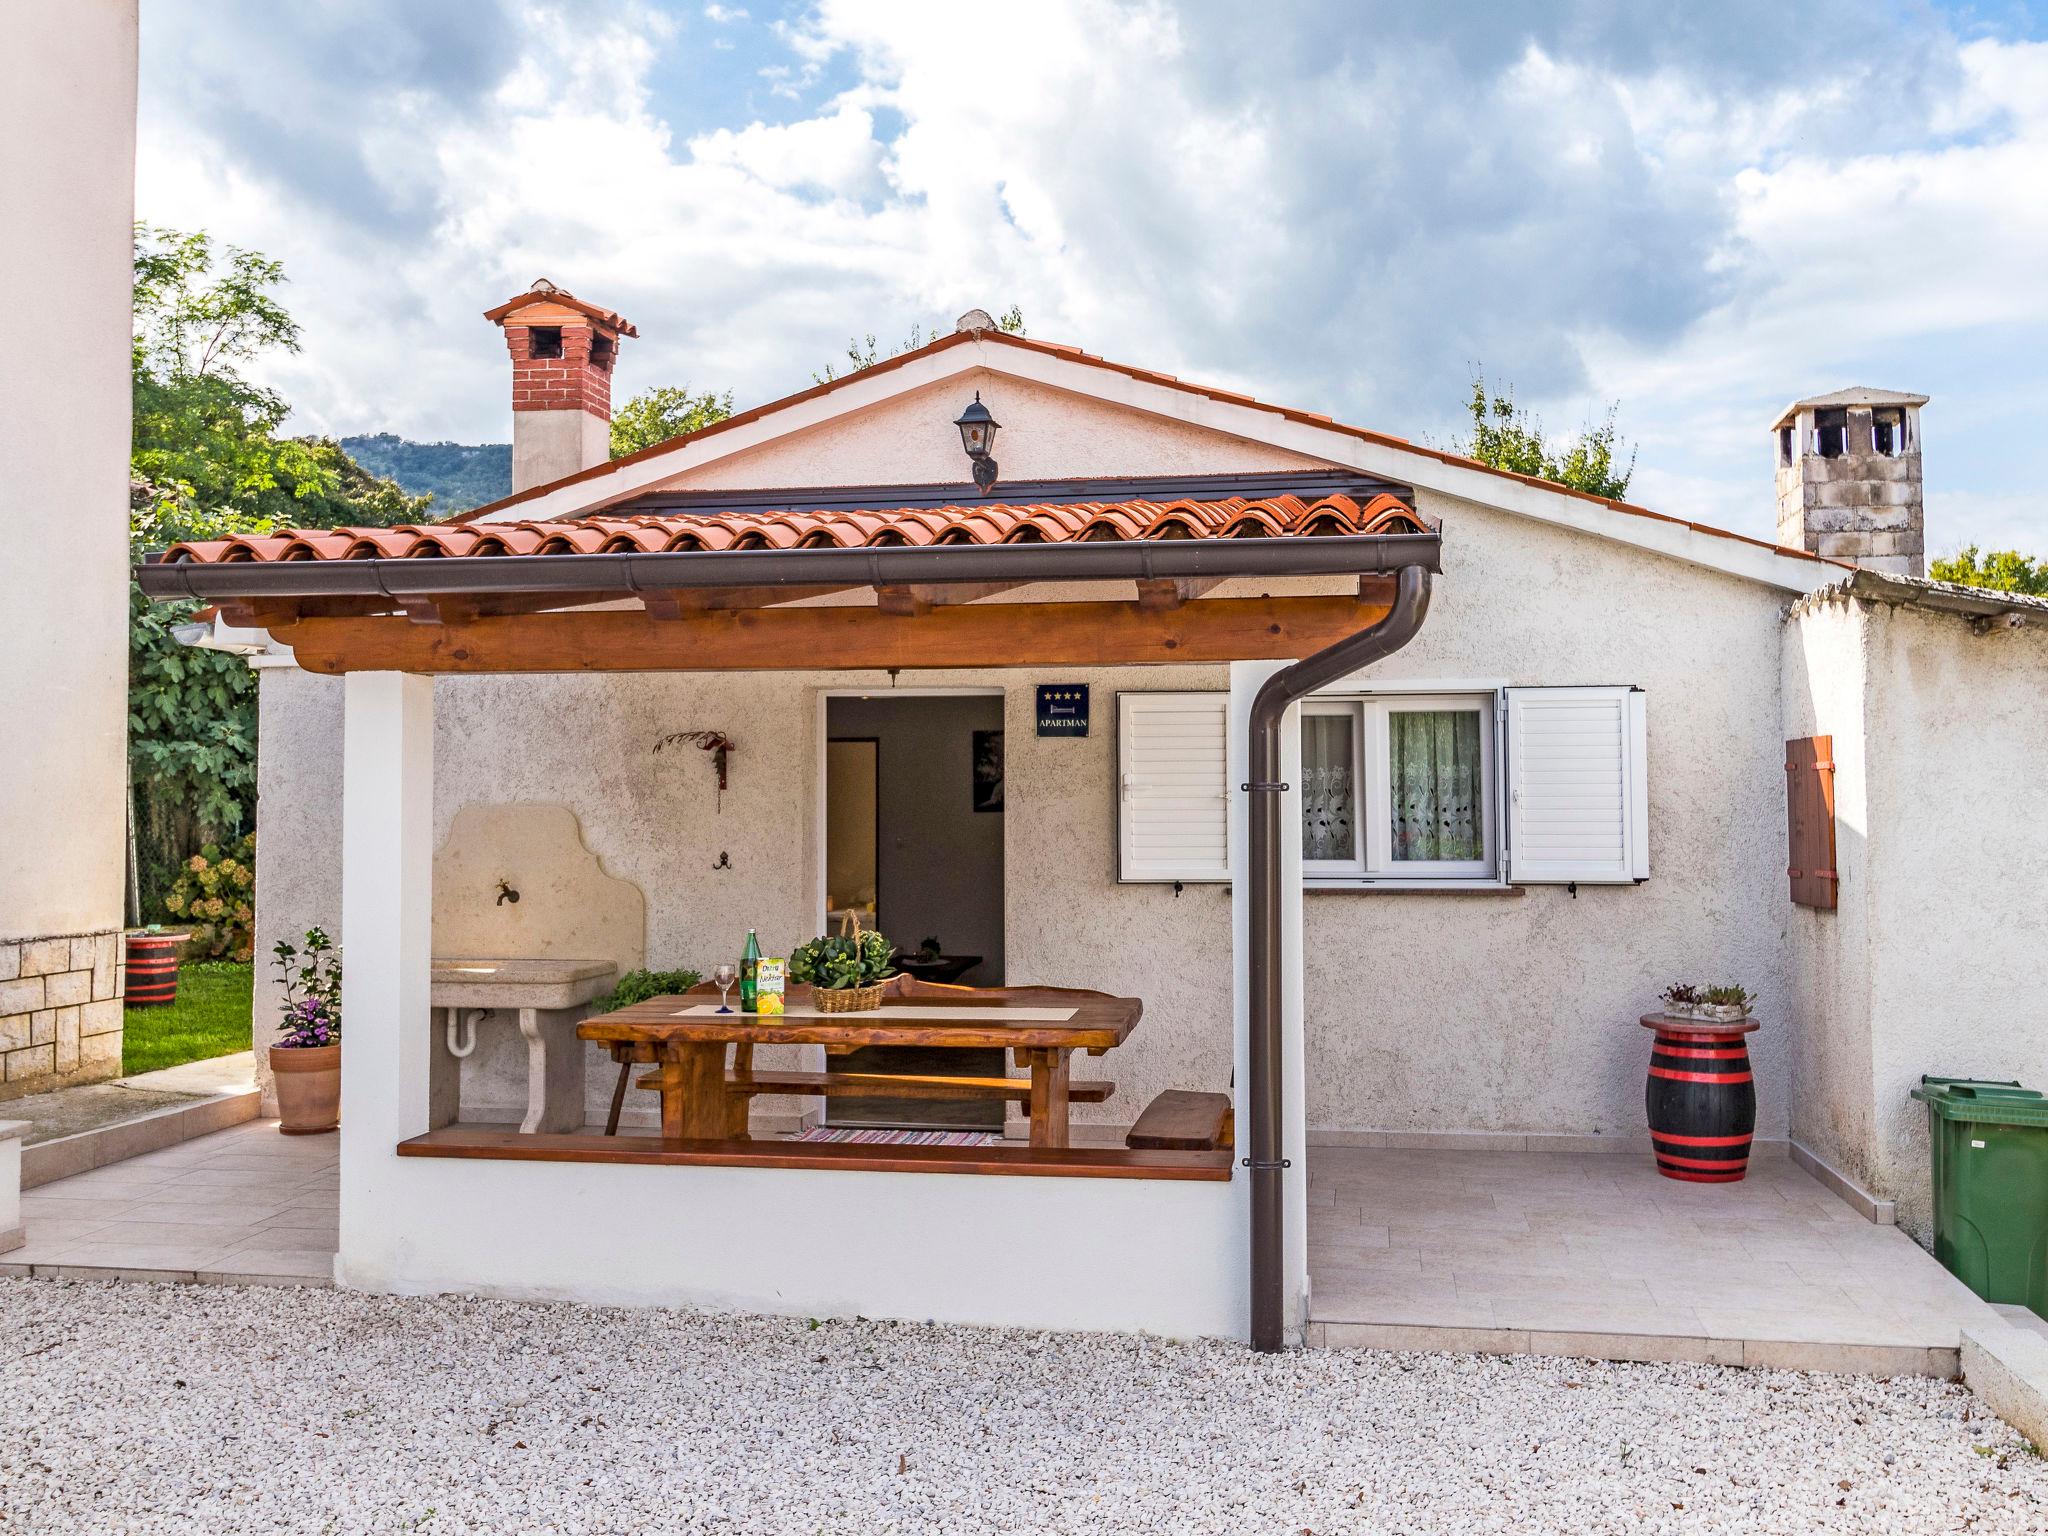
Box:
1909;1076;2048;1318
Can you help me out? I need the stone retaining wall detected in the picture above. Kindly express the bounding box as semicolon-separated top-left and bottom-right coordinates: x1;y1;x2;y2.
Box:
0;930;123;1097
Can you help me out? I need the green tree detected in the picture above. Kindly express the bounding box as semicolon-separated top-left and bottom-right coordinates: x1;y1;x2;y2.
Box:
1453;370;1636;501
609;385;735;458
814;305;1026;383
1929;546;2048;596
128;225;430;914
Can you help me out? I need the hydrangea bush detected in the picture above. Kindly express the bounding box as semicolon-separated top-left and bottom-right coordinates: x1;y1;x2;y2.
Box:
272;925;341;1049
163;835;255;960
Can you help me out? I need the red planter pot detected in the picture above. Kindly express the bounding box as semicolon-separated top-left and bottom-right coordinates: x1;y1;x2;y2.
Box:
270;1043;341;1134
124;932;189;1007
1642;1013;1759;1183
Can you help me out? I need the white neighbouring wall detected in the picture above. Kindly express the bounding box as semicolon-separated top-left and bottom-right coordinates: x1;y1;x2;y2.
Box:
333;669;1248;1335
0;0;136;1092
1784;591;2048;1239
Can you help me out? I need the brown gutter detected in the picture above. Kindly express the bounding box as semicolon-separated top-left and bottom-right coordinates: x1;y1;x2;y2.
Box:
1246;563;1433;1352
136;533;1442;606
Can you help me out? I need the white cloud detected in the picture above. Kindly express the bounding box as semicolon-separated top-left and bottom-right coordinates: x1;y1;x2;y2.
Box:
135;1;2048;554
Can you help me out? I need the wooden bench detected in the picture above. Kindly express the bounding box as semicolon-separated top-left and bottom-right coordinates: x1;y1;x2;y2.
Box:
714;1069;1114;1105
1125;1089;1234;1152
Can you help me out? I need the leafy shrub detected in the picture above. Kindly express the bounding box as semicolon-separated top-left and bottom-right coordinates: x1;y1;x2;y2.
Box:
594;968;704;1013
272;926;340;1047
789;929;895;991
164;835;255;960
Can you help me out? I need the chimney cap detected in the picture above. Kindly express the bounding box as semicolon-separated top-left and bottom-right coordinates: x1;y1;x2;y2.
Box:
484;281;639;338
1771;386;1928;431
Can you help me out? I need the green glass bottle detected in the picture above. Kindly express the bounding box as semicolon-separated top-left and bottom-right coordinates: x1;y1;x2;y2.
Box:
739;928;761;1013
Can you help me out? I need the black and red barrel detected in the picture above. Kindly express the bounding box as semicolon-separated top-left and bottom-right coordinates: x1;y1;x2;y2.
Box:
1641;1014;1758;1182
124;932;186;1007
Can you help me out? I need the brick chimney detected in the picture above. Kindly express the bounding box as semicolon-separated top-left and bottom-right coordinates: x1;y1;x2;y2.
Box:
1772;387;1929;576
484;279;638;493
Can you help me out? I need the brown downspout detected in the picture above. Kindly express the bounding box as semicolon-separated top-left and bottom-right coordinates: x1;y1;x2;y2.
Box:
1248;563;1434;1352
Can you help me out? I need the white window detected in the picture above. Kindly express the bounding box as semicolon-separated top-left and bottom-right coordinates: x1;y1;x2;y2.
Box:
1302;694;1498;883
1114;684;1647;889
1304;684;1647;888
1116;691;1230;883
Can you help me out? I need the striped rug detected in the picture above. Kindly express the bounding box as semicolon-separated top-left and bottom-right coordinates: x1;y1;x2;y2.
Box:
789;1126;1002;1147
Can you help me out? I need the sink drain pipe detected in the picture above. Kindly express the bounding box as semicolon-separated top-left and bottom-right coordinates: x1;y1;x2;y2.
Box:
1247;563;1434;1352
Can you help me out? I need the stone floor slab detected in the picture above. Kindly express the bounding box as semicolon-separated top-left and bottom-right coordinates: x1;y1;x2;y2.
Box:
1311;1146;2000;1377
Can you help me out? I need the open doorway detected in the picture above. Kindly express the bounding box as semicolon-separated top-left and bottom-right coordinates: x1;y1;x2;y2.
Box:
823;691;1005;1129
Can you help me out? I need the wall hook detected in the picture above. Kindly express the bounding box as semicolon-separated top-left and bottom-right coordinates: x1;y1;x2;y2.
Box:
1172;880;1185;899
1566;881;1579;899
495;880;520;905
711;851;732;872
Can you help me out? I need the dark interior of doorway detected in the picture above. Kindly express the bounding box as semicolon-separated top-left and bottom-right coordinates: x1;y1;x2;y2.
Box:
825;693;1006;1130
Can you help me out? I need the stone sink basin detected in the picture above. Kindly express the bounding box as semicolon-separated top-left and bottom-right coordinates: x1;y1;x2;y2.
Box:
429;957;616;1012
430;958;618;1135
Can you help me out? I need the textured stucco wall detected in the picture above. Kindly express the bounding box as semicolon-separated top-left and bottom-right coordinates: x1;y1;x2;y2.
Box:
1801;599;2048;1238
258;500;1794;1139
1780;599;1879;1191
0;1;135;947
256;662;1238;1128
511;409;608;494
1301;491;1795;1140
625;370;1327;495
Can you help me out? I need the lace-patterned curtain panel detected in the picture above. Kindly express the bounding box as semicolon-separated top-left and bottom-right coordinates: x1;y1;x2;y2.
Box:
1301;713;1357;862
1391;709;1482;861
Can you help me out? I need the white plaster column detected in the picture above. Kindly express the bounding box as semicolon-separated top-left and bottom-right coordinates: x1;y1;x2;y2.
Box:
1229;660;1304;1343
338;672;434;1275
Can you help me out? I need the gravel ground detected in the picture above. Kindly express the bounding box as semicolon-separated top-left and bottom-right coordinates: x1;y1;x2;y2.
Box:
3;1278;2044;1535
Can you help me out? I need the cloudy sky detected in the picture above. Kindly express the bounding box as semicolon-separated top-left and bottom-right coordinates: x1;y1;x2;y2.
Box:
139;1;2048;551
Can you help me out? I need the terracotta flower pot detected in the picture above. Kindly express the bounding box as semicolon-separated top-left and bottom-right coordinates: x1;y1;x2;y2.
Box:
270;1043;341;1134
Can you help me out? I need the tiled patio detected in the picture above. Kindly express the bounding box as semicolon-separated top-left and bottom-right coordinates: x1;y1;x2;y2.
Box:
2;1118;335;1285
1306;1145;2002;1375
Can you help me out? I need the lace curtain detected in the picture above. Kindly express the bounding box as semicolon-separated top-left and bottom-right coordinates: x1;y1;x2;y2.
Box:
1301;713;1356;861
1390;709;1482;861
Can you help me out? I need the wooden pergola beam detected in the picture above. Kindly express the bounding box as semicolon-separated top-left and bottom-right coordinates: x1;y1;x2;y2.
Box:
275;593;1395;675
642;584;861;617
1136;576;1228;611
874;581;1026;617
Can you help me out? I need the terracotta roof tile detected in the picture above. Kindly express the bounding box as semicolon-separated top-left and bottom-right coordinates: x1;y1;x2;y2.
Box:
157;493;1429;567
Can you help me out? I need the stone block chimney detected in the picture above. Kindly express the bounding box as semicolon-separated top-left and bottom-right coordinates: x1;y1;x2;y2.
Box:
484;279;638;493
1772;387;1928;576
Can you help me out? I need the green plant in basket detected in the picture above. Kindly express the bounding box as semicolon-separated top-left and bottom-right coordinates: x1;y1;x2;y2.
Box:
789;928;895;991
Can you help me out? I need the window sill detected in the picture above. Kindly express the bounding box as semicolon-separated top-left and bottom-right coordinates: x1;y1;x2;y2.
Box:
1304;881;1527;896
397;1127;1234;1181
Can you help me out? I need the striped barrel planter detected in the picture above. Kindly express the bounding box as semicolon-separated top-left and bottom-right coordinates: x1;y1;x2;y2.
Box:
124;932;188;1007
1641;1013;1759;1182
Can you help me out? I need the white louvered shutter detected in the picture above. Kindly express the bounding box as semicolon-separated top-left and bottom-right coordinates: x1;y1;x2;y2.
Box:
1504;686;1648;884
1117;692;1230;882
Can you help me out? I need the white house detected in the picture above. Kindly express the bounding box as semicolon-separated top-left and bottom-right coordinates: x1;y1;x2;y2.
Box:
0;0;136;1097
144;290;2048;1346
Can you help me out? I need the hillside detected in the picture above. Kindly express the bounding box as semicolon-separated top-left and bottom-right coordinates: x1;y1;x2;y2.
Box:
340;433;511;513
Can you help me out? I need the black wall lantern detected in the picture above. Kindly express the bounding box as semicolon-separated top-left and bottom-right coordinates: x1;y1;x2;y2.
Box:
953;391;1001;495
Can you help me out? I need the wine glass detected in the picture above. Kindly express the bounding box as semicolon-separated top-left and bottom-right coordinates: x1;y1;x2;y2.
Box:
713;963;738;1014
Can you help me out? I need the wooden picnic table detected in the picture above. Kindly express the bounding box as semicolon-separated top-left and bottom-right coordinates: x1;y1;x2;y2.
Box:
577;978;1141;1149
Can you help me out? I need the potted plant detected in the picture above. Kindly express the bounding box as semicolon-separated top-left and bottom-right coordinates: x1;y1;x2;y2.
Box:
788;918;896;1013
271;926;342;1134
1659;982;1754;1023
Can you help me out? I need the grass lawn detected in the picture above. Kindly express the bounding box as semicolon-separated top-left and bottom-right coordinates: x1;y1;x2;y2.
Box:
122;960;254;1076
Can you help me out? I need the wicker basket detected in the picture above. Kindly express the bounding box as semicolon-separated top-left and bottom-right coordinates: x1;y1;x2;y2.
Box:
811;909;888;1013
814;982;885;1014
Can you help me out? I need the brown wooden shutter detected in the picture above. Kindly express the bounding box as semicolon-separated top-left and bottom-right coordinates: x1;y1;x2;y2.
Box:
1785;735;1838;909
